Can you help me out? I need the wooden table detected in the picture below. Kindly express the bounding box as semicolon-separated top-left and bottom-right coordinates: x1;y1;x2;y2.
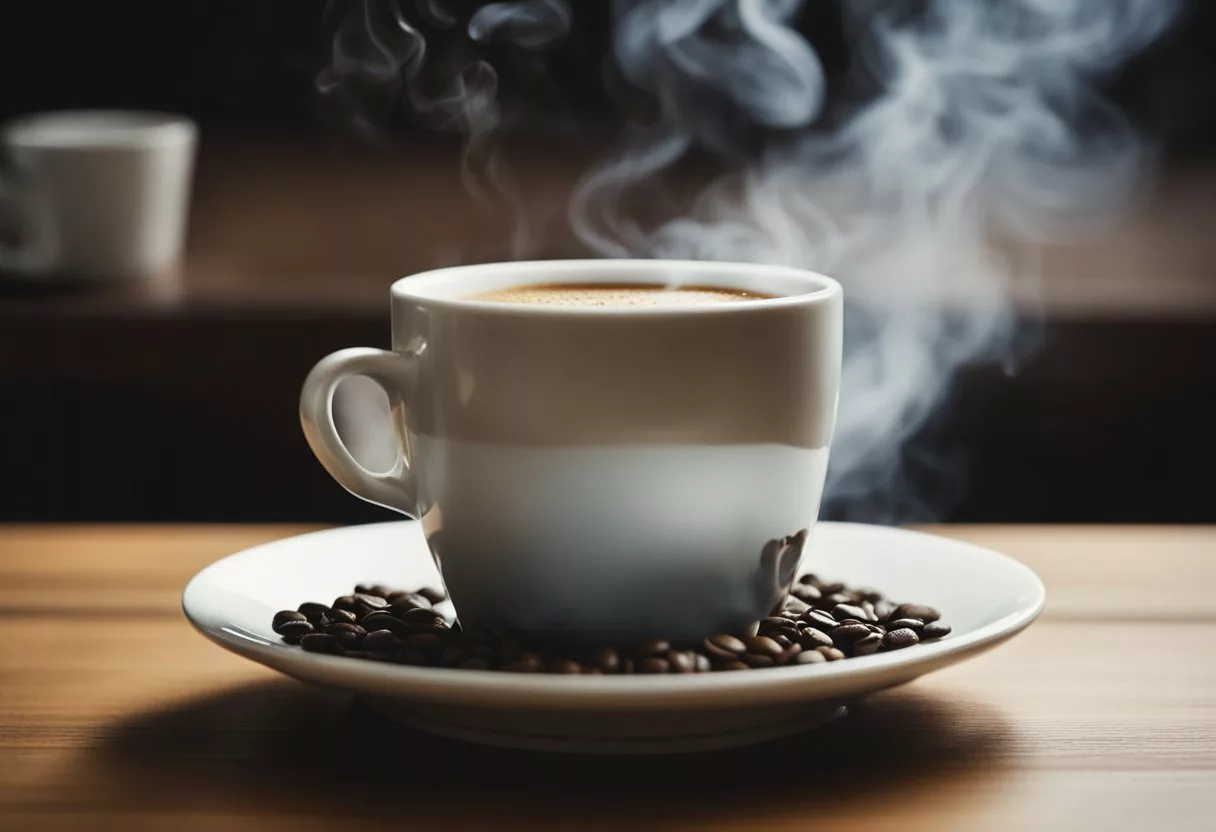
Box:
1;525;1213;831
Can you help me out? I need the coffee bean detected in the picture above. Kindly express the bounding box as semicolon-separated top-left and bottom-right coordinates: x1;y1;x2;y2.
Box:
638;657;670;674
587;646;620;673
359;612;411;637
777;645;803;665
438;645;467;666
635;638;670;657
823;592;852;608
396;647;430;665
794;649;826;665
363;630;399;653
744;636;783;657
297;602;330;622
272;610;308;632
921;621;952;640
323;608;358;626
418;587;447;604
759;617;792;633
743;653;775;668
832;603;870;622
789;584;822;603
400;608;447;630
852;632;883;656
277;621;313;644
278;580;948;675
300;633;344;655
389;594;432;616
355;584;393;598
799;628;834;650
324;622;366;646
892;603;940;624
403;632;445;652
704;634;747;659
801;610;839;632
331;595;361;614
502;652;544;673
667;651;697;673
829;623;871;646
883;628;920;650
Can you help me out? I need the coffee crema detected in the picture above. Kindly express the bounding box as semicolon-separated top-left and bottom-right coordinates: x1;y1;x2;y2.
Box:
467;283;775;308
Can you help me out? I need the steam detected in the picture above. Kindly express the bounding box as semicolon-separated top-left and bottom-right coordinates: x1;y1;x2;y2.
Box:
571;0;1177;520
322;0;1178;521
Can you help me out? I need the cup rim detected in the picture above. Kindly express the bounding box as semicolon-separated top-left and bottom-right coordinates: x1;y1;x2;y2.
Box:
391;259;842;316
2;109;198;150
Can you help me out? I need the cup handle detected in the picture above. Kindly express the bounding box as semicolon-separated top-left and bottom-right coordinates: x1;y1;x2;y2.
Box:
300;347;419;516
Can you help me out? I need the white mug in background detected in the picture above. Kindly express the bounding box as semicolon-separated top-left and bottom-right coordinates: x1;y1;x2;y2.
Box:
301;260;843;643
0;110;197;281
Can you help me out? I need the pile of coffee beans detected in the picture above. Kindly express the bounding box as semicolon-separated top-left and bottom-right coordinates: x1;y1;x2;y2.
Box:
271;574;951;674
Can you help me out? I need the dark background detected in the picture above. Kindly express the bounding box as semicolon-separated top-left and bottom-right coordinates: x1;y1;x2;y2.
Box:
1;1;1215;525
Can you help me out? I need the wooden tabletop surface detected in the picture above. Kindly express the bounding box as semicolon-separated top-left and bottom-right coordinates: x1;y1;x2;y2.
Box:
0;524;1213;831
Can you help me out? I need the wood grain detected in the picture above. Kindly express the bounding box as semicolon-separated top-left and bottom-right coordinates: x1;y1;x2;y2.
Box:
1;525;1214;831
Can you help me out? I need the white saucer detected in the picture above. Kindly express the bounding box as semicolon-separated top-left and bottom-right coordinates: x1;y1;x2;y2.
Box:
183;522;1045;753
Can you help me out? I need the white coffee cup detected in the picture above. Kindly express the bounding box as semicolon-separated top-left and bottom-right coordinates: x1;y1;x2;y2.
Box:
301;260;843;643
0;110;197;280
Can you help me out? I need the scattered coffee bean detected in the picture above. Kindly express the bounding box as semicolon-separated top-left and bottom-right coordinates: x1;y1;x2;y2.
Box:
829;623;871;646
799;627;834;650
277;620;313;644
667;650;697;673
704;634;747;659
883;628;920;650
389;594;432;616
745;636;783;657
832;603;870;623
638;657;670;674
891;603;941;624
502;652;544;673
743;653;775;668
852;632;883;656
272;610;308;632
635;638;670;657
363;629;399;653
274;578;951;674
776;645;803;665
297;602;330;622
801;609;840;632
587;646;620;673
921;621;952;640
300;633;344;655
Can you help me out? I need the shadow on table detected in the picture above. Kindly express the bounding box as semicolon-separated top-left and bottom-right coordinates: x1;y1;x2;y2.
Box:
90;679;1012;825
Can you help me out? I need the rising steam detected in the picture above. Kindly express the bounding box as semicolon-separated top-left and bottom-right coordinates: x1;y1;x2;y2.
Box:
323;0;1178;521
